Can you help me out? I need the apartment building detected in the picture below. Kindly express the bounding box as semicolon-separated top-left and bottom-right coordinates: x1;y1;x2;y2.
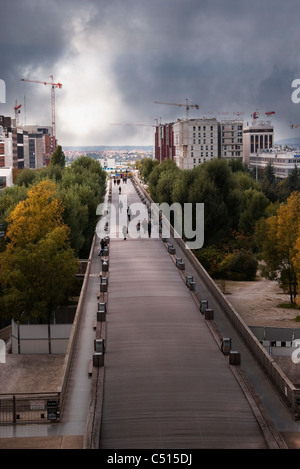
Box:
155;115;277;171
220;120;243;159
0;117;52;170
154;122;175;163
154;118;220;170
23;125;52;168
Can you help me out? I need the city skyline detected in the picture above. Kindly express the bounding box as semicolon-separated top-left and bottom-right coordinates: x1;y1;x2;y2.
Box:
1;0;300;146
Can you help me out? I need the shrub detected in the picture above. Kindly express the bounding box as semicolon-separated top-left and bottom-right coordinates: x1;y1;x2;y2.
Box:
218;250;258;281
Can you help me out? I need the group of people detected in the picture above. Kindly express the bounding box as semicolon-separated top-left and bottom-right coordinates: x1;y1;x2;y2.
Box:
122;217;152;240
113;176;127;185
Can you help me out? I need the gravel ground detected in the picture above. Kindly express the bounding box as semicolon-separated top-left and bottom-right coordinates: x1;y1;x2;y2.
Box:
217;276;300;329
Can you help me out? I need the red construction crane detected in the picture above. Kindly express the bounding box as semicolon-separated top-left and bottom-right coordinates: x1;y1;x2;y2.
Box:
20;75;62;151
154;98;199;120
251;111;260;120
265;111;275;118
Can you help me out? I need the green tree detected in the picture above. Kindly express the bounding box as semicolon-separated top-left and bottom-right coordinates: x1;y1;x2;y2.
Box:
50;145;65;167
148;159;178;201
0;227;78;350
238;188;269;234
14;168;37;187
140;157;159;182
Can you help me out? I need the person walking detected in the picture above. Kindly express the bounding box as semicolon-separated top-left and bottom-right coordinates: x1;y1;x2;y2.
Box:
148;219;152;238
142;217;147;234
98;238;105;256
122;225;128;240
136;220;141;236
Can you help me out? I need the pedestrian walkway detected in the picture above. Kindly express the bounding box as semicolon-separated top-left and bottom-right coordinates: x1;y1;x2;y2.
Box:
98;178;275;449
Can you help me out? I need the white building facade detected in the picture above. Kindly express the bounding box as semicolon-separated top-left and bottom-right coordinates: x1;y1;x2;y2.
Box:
243;120;274;167
250;149;300;178
172;118;220;170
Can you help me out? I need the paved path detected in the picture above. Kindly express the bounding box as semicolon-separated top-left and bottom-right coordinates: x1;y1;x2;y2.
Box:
97;178;277;449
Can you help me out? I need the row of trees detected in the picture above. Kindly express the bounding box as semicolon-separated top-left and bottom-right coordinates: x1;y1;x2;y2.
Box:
0;149;107;326
138;157;300;304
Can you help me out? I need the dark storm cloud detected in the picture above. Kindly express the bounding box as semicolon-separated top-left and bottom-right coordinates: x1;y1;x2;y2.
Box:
1;0;300;144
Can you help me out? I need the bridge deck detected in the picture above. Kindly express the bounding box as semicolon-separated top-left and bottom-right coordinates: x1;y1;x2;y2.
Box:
99;179;269;449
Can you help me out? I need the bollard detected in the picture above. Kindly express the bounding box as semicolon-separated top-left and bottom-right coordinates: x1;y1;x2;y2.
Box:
102;260;109;272
200;300;208;314
94;338;105;353
204;308;214;320
229;351;241;366
97;302;107;322
93;353;104;367
100;277;108;292
168;244;176;254
221;338;231;355
186;275;193;288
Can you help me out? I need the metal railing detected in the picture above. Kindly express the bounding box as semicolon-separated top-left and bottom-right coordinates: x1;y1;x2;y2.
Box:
0;392;60;424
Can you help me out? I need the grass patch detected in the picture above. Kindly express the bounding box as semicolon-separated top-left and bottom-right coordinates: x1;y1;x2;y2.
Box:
277;302;300;309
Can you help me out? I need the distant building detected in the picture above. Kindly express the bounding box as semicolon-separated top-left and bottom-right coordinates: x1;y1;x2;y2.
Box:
0;167;13;189
0;117;52;169
154;116;277;171
243;120;274;167
23;125;52;168
154;122;175;163
250;149;300;179
173;118;220;169
155;118;220;169
220;120;243;160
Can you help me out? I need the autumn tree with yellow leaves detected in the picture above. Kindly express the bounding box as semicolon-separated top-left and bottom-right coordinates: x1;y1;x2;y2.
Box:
0;180;79;344
257;191;300;304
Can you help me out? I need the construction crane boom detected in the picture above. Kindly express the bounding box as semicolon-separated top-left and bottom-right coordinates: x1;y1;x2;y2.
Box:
20;75;62;152
154;98;199;120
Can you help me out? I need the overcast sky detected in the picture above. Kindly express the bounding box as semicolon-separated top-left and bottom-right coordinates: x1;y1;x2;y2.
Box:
1;0;300;147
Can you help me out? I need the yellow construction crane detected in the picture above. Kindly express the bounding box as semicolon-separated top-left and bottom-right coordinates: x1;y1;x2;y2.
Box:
154;98;199;120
